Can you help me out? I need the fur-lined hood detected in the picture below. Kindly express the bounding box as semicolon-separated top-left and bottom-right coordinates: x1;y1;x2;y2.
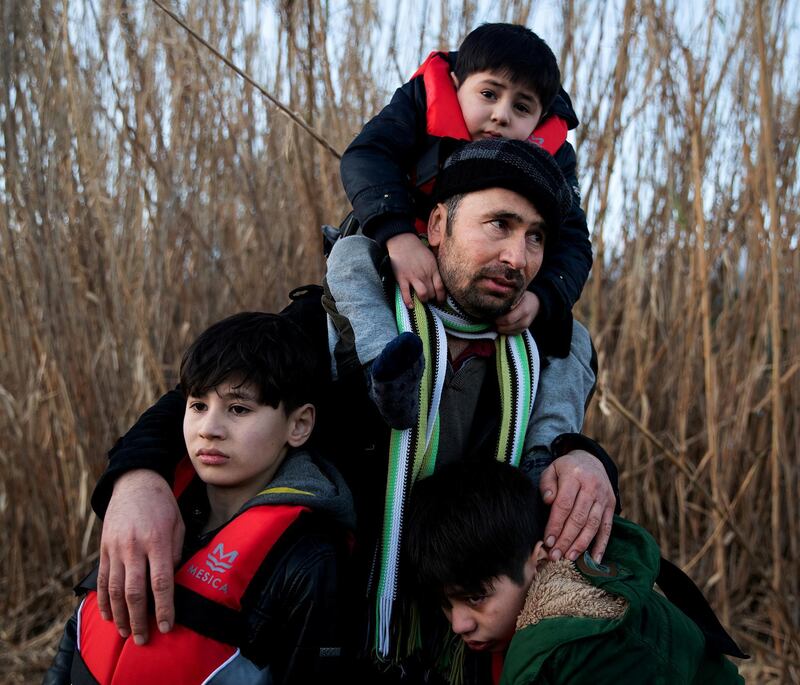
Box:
516;559;628;630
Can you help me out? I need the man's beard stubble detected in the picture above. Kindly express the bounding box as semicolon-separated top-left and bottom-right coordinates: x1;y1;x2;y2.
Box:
439;257;525;320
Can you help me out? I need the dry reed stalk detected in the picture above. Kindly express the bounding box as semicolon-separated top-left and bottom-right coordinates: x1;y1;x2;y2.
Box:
586;0;635;337
683;42;729;624
572;0;799;672
754;0;788;664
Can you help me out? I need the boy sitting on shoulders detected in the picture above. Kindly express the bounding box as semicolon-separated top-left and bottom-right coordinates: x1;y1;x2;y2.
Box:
405;460;744;684
327;23;591;429
46;312;355;685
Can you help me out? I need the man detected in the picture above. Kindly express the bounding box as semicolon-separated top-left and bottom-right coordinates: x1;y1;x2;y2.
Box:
90;139;617;673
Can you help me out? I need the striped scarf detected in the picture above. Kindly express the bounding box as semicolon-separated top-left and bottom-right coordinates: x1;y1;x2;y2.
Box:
375;287;540;657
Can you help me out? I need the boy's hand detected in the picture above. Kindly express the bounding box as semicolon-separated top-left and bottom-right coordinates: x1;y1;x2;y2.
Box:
539;450;615;564
97;469;184;645
386;233;446;308
495;291;540;335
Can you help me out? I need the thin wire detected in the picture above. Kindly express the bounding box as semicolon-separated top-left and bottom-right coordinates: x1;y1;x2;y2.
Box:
149;0;342;160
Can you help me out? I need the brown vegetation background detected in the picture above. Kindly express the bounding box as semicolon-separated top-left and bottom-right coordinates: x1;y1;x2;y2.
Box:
1;0;797;681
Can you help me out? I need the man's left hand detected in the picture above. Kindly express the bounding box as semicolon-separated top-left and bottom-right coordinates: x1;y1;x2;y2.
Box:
539;449;615;563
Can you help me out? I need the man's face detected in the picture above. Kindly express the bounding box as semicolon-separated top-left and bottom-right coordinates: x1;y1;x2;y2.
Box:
453;70;543;142
428;188;546;320
442;574;531;653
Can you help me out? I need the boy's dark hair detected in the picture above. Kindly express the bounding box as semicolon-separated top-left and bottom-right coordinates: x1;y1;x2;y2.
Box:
405;460;547;598
454;23;561;113
180;312;319;412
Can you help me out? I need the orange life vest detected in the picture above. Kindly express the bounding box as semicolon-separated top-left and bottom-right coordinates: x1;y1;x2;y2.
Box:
71;458;309;684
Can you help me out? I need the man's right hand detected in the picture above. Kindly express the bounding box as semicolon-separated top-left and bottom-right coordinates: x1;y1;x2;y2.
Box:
97;469;184;645
538;450;615;563
386;232;446;308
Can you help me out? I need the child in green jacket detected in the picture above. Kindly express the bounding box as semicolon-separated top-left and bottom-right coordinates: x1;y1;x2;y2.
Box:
405;460;744;684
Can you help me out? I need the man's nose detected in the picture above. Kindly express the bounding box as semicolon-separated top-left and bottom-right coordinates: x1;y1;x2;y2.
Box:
500;235;528;270
449;605;477;636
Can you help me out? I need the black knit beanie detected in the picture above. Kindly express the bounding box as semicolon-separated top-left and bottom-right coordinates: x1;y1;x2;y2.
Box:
432;138;573;240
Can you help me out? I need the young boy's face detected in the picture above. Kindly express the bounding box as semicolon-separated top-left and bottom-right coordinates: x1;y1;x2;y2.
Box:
453;70;543;143
183;380;304;494
442;573;532;653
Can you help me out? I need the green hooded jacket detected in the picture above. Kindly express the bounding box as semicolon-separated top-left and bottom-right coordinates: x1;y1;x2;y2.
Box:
501;517;743;685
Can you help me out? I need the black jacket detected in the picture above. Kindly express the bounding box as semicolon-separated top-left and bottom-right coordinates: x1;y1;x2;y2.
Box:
340;52;592;357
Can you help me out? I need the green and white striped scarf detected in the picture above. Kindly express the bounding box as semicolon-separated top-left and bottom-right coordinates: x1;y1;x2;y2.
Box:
375;287;540;657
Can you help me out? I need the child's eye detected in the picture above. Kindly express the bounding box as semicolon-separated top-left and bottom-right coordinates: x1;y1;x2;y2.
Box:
466;595;487;607
230;404;251;416
188;400;207;412
515;102;531;114
480;89;497;100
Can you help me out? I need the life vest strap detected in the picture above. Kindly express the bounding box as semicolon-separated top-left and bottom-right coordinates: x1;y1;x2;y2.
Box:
174;583;247;647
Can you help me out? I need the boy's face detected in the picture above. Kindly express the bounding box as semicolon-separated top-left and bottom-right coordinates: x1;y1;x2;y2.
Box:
453;70;543;142
183;380;312;495
442;574;531;653
440;544;543;653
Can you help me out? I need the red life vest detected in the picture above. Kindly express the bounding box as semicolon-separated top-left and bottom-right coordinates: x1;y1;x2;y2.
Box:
71;457;309;684
409;52;569;234
412;51;569;153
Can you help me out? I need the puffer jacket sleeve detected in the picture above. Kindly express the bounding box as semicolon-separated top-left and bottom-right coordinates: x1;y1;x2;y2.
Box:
340;78;429;247
529;141;593;357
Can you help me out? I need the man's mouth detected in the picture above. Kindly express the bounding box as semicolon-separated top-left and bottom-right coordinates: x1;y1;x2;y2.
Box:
477;267;524;297
485;276;517;292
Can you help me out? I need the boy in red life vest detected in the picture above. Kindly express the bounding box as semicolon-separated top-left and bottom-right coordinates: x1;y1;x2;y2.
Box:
325;23;593;431
45;313;355;685
405;461;745;685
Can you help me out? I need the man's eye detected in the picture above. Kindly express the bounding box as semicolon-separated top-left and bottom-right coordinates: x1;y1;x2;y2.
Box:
527;231;544;245
489;219;507;230
230;404;251;416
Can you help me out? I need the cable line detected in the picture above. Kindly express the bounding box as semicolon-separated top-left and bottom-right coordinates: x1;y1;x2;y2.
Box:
150;0;342;160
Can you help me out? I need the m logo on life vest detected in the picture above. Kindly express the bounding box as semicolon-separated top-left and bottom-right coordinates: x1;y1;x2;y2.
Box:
206;543;238;573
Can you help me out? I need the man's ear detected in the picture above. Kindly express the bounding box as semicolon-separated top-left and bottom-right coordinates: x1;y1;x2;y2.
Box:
450;71;460;90
286;403;315;447
427;203;447;248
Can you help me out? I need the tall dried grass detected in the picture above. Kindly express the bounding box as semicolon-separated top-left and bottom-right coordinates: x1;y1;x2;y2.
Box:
0;0;797;681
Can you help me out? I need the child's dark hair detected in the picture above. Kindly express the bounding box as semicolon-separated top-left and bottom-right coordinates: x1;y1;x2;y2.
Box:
405;460;546;598
180;312;319;412
455;23;561;113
